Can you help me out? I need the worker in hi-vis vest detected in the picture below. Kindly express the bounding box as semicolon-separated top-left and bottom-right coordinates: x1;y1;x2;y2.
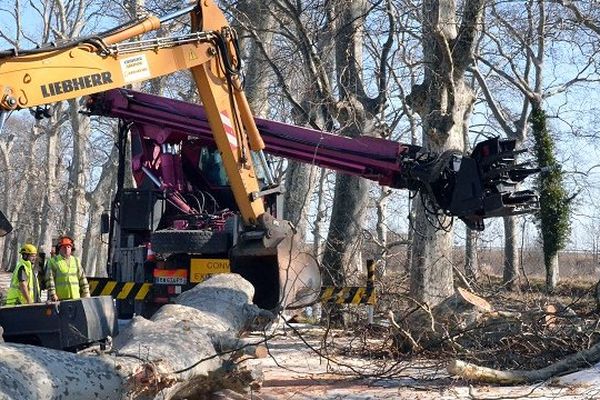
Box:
45;236;90;301
4;244;41;305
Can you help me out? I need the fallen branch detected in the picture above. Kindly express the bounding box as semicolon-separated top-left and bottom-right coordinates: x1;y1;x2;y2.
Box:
448;340;600;384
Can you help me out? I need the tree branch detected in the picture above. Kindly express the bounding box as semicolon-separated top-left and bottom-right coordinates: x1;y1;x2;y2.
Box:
453;0;485;73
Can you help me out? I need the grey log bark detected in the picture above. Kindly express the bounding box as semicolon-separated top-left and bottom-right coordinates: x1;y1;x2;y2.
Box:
448;339;600;384
0;274;269;400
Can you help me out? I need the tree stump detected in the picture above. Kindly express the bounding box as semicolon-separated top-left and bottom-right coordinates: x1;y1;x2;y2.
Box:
392;287;494;353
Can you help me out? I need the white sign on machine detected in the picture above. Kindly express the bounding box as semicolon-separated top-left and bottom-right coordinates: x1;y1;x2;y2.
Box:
120;54;151;83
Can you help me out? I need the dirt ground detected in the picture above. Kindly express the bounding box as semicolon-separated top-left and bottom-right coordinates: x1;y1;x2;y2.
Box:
242;324;600;400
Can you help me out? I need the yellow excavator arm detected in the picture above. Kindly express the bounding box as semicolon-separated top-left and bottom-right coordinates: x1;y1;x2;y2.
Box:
0;1;322;311
0;0;266;226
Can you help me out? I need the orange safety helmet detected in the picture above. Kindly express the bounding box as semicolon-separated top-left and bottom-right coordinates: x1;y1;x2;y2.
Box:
57;235;74;249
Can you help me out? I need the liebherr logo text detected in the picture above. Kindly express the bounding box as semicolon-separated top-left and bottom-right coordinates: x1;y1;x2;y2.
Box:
40;72;113;98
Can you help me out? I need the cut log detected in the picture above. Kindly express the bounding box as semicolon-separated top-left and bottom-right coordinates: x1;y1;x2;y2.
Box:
448;340;600;384
0;274;272;399
0;345;129;399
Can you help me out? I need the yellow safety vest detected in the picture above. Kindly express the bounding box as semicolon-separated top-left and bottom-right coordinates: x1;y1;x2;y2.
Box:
50;256;81;300
5;259;39;306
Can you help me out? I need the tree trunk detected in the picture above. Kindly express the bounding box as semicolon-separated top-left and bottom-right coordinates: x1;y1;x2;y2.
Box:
82;135;119;276
406;0;484;307
464;228;479;282
375;186;391;277
530;104;569;293
322;174;368;286
405;198;415;273
408;77;473;305
67;99;90;242
546;252;559;290
312;169;328;257
43;125;62;253
410;207;455;305
0;140;12;268
503;216;519;290
235;0;274;118
321;0;370;286
0;274;269;400
82;196;111;277
501;135;521;292
283;163;317;240
6;130;38;267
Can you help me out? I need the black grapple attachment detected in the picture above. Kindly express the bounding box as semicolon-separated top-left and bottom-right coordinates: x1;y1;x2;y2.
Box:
419;138;539;230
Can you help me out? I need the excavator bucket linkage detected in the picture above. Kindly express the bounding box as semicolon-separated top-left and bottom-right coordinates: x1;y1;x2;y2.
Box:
230;214;321;311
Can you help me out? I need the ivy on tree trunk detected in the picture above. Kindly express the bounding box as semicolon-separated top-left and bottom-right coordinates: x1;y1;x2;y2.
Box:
529;104;570;291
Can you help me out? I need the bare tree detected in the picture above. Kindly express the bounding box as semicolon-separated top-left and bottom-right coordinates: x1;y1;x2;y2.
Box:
233;1;318;238
405;0;486;306
0;118;46;268
472;0;600;290
471;1;542;290
0;0;112;260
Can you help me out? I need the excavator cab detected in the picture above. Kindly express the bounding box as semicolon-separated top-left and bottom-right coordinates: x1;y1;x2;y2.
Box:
196;147;322;311
94;94;320;313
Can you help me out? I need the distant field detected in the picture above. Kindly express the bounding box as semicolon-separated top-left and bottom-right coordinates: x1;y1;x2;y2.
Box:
469;248;599;281
363;244;600;282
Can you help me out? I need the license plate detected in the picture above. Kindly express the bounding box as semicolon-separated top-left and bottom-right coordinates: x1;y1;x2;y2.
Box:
153;269;188;285
155;276;187;285
190;258;230;282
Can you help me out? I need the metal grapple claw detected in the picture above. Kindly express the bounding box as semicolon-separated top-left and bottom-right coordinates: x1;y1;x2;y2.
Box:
429;138;539;230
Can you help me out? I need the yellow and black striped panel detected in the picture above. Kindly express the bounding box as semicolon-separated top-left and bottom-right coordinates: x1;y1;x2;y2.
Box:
320;286;376;305
88;278;152;301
